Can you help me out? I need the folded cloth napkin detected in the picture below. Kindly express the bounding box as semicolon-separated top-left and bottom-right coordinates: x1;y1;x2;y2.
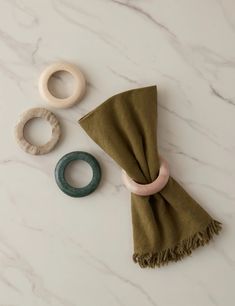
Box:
79;85;221;268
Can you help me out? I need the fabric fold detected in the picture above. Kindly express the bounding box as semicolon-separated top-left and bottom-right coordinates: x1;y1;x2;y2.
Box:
79;85;221;268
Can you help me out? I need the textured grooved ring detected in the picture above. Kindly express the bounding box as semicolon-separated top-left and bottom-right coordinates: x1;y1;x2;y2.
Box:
14;107;61;155
122;157;170;196
55;151;102;198
39;62;86;109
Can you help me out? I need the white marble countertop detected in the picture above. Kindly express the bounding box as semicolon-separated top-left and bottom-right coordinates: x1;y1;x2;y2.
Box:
0;1;234;305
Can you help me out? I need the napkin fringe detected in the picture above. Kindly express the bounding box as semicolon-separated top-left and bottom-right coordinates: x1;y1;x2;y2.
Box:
133;219;222;268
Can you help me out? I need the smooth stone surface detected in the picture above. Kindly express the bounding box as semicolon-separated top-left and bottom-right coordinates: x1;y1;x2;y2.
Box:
14;107;61;155
55;151;101;197
39;61;86;108
122;157;170;196
1;1;235;306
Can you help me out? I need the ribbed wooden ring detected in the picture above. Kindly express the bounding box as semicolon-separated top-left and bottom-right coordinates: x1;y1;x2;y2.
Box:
122;157;170;196
39;62;86;109
14;107;61;155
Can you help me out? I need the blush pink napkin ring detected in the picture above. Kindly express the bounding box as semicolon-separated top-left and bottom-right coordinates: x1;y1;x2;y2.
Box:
122;157;170;196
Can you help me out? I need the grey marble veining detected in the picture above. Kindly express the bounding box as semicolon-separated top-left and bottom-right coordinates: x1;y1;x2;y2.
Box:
0;0;234;305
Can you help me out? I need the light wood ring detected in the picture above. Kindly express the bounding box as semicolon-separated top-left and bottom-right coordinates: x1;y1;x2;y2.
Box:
39;62;86;109
122;157;170;196
14;107;61;155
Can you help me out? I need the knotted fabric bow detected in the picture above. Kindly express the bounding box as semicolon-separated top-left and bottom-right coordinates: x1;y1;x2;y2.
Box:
79;86;221;268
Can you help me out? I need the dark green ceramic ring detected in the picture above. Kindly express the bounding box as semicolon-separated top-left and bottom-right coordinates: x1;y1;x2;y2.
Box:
55;151;101;197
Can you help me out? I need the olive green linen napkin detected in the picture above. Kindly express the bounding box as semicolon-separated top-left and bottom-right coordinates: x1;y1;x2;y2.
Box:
79;85;221;268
